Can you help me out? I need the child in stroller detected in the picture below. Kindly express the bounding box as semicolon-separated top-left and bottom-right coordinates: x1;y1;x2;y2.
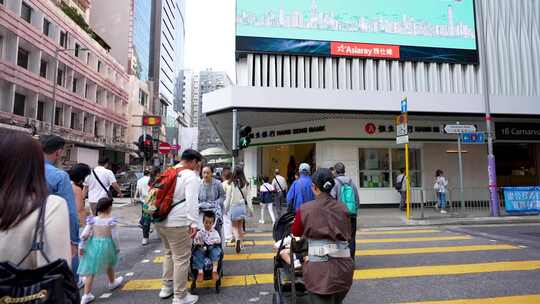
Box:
190;211;224;293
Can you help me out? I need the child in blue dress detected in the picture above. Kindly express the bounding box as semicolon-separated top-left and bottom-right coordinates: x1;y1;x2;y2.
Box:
193;211;222;282
78;197;124;304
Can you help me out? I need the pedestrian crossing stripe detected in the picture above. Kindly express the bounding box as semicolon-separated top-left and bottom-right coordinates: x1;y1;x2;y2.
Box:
249;235;472;246
122;260;540;290
405;294;540;304
152;244;519;263
245;229;441;238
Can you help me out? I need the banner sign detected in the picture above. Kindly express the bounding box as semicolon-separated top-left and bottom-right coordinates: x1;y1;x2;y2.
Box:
236;0;479;64
503;187;540;214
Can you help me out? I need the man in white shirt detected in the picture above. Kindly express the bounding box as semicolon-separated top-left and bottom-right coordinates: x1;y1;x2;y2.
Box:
272;169;288;217
135;170;151;245
396;168;407;211
84;158;123;214
157;149;202;304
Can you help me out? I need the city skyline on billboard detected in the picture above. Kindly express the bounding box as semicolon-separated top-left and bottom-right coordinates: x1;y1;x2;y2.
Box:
236;0;479;64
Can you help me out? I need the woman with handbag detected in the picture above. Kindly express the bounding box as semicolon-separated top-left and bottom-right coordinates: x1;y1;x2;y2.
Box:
434;169;449;214
0;131;79;303
224;166;253;253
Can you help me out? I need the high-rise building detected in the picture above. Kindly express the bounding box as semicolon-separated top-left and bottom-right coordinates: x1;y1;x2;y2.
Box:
0;0;130;167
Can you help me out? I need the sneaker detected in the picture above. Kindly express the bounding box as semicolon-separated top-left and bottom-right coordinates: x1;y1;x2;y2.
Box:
159;286;173;299
81;293;95;304
172;293;199;304
77;278;85;289
142;238;149;246
440;210;448;214
108;276;124;290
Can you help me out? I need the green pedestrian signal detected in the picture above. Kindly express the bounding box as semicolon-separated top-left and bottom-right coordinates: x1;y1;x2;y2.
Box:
239;126;252;150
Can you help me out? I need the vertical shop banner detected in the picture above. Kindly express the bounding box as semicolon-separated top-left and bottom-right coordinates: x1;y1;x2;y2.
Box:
503;187;540;214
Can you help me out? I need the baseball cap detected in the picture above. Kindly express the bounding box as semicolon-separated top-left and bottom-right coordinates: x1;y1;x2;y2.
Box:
299;163;310;173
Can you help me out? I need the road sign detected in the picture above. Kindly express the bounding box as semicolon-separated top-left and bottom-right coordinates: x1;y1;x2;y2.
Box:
444;124;477;134
396;124;408;137
171;144;180;151
461;132;486;144
158;142;171;154
396;135;409;144
401;98;408;113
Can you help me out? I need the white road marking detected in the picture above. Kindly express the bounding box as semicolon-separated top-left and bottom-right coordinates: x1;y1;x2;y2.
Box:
100;293;112;299
489;240;497;242
125;272;134;277
259;291;270;296
519;245;528;249
154;250;161;253
141;259;150;263
249;297;260;302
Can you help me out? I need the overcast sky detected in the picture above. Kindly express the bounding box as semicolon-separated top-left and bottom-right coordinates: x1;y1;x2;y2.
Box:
185;0;236;82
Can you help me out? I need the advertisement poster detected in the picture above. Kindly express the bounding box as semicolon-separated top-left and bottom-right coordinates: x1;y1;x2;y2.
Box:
503;187;540;214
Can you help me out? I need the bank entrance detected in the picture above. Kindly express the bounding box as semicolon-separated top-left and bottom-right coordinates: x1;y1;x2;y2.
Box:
260;143;316;185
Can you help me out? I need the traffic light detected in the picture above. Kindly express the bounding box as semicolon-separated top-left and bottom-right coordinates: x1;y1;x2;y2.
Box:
138;134;154;161
238;126;252;150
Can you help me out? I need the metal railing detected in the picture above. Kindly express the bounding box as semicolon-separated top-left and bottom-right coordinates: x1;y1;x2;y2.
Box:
409;187;508;219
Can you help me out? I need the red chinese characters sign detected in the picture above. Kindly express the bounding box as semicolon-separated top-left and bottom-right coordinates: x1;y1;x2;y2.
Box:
331;42;400;59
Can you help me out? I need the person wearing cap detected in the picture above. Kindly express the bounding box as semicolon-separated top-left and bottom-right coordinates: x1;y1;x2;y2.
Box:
40;135;81;286
286;163;315;212
135;169;152;245
272;169;288;217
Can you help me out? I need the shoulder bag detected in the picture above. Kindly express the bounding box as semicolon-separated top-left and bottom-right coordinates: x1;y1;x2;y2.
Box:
93;169;112;199
0;201;80;303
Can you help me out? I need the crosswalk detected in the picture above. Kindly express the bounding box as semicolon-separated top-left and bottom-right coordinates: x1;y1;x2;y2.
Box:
120;227;540;303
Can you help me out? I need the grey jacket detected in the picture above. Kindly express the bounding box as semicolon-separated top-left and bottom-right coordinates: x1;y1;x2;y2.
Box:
331;175;360;214
199;178;225;219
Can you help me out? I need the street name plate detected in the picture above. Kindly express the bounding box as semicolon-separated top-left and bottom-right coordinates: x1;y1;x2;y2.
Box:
396;135;409;144
444;124;476;134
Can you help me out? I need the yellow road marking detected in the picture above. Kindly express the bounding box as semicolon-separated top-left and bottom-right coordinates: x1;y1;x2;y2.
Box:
152;244;518;263
403;294;540;304
245;229;441;238
123;260;540;291
250;236;472;246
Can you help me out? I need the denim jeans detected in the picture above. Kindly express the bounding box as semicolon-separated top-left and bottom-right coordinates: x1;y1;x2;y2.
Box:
438;192;447;209
192;246;222;271
139;214;151;238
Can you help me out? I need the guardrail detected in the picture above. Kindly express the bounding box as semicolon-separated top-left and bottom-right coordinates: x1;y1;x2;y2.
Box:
409;187;508;219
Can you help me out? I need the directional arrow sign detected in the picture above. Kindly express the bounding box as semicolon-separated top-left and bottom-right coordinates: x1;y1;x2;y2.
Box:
444;124;477;134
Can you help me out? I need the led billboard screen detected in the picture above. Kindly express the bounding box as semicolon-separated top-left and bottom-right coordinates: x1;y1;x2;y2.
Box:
236;0;479;64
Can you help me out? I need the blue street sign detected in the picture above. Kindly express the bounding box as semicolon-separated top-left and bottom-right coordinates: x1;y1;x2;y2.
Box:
461;132;485;144
401;99;408;113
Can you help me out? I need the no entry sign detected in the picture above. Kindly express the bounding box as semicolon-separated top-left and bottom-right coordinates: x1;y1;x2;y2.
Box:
158;142;172;154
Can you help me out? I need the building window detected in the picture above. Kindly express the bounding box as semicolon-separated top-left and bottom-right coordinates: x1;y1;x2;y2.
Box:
85;84;89;99
138;89;148;106
37;101;45;121
13;93;26;116
70;112;77;129
97;61;102;73
57;68;64;86
17;48;29;69
59;31;67;48
43;19;51;36
74;43;80;57
86;52;90;64
358;148;422;188
21;2;32;23
72;79;78;93
40;60;48;78
54;107;62;126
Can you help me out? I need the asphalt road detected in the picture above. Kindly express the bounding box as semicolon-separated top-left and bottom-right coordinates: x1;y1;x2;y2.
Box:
86;204;540;304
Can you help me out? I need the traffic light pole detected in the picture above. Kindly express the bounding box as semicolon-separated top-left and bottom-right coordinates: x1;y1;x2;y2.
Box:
232;109;238;168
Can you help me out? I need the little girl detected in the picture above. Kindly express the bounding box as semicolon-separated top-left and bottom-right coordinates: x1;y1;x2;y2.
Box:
78;197;124;304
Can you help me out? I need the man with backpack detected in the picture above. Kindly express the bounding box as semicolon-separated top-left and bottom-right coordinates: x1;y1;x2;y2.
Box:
151;149;202;304
331;162;360;260
396;168;407;211
272;169;288;217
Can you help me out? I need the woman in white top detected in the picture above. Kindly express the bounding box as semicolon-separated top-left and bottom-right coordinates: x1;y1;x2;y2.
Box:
221;168;234;242
224;166;253;253
259;176;276;225
434;169;449;214
0;132;71;270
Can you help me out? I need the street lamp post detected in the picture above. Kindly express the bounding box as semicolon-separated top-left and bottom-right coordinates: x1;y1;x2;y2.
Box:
50;47;89;133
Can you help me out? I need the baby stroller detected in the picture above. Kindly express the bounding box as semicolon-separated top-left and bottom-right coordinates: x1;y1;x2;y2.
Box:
189;207;224;293
272;212;307;304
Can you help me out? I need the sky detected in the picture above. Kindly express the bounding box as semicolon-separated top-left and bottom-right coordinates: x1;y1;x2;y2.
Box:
185;0;236;82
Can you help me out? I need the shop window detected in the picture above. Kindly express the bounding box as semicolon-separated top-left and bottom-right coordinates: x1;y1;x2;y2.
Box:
21;2;32;23
37;101;45;121
43;19;51;36
391;149;422;188
359;149;390;188
40;60;48;78
359;148;422;188
59;31;67;48
13;93;26;116
17;48;29;69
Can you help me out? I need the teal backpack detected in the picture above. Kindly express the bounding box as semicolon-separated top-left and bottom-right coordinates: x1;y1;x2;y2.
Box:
338;180;357;215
